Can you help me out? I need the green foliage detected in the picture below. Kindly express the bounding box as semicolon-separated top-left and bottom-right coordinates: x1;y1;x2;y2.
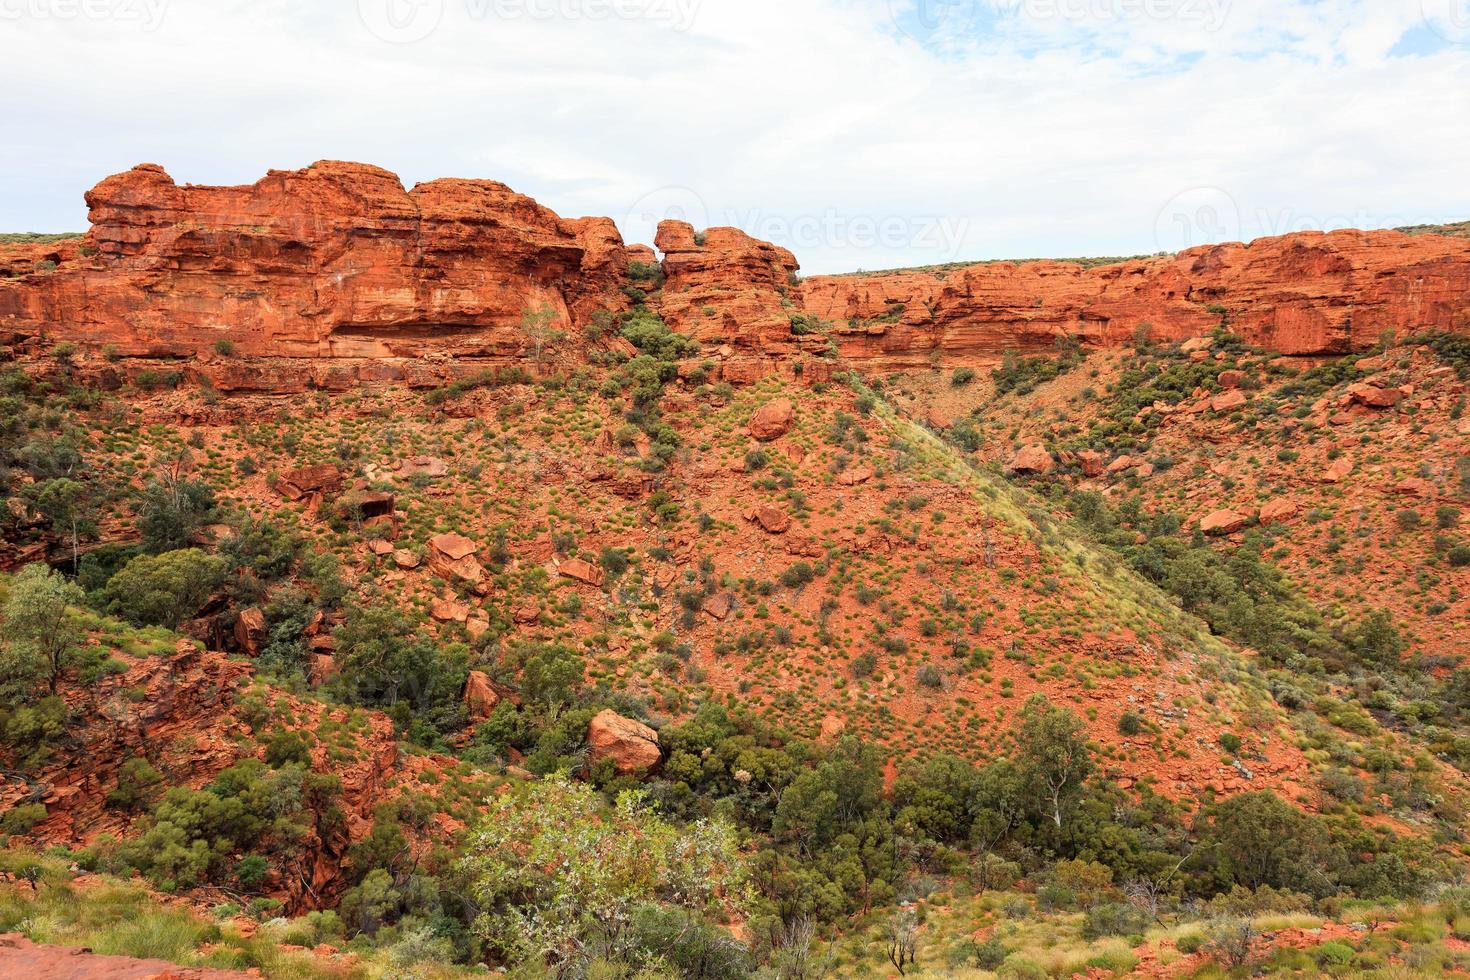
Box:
330;603;468;740
423;366;533;405
520;643;585;711
992;338;1086;396
137;473;217;554
101;549;227;628
461;776;746;971
123;759;340;891
107;758;165;821
0;564;85;697
1015;694;1093;828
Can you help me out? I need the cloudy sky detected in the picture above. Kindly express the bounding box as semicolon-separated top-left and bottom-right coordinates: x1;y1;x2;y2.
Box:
2;0;1468;273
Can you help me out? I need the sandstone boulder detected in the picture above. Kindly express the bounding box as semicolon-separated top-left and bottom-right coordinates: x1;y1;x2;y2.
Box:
1349;384;1405;409
1200;510;1249;536
1259;499;1300;525
234;607;267;657
1218;369;1247;390
747;504;792;534
1323;458;1354;483
429;532;484;585
276;464;343;501
702;592;734;620
587;709;661;776
749;398;796;441
430;598;470;623
559;558;605;587
1008;445;1053;475
464;670;500;723
1210;389;1248;413
1077;450;1106;478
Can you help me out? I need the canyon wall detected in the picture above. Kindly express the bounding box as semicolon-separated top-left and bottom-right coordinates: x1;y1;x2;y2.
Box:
3;161;1470;386
802;231;1470;369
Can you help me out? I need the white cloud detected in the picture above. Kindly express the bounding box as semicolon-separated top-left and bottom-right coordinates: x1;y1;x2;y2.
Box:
0;0;1466;272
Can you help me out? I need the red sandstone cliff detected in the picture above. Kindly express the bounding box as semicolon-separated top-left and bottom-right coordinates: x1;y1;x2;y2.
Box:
0;161;632;371
802;231;1470;368
3;161;1469;381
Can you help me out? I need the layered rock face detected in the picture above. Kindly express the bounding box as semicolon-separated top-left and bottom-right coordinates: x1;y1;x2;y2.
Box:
4;161;1469;384
0;161;633;388
802;230;1470;367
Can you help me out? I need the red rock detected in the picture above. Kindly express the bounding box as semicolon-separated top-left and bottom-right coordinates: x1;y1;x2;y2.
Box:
654;221;800;357
0;162;632;371
464;670;500;723
309;654;337;687
702;592;734;620
234;607;267;657
392;549;420;569
1200;510;1249;535
1323;458;1355;483
559;558;605;586
1259;499;1300;524
837;465;875;486
587;709;660;776
276;464;343;501
1218;369;1247;389
429;533;477;561
1077;450;1106;478
1106;455;1138;475
430;598;470;623
428;532;484;585
398;456;450;479
1394;478;1433;498
747;504;793;534
1350;384;1405;409
748;398;796;441
1210;389;1248;412
1008;444;1053;474
801;229;1470;368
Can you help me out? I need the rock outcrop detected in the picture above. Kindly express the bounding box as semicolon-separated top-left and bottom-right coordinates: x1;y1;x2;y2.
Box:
748;397;795;441
586;709;661;775
802;230;1470;366
5;161;1470;387
0;161;633;387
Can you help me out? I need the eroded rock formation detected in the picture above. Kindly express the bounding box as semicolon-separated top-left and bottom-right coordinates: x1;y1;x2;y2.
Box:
4;161;1469;386
0;161;634;390
801;231;1470;367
